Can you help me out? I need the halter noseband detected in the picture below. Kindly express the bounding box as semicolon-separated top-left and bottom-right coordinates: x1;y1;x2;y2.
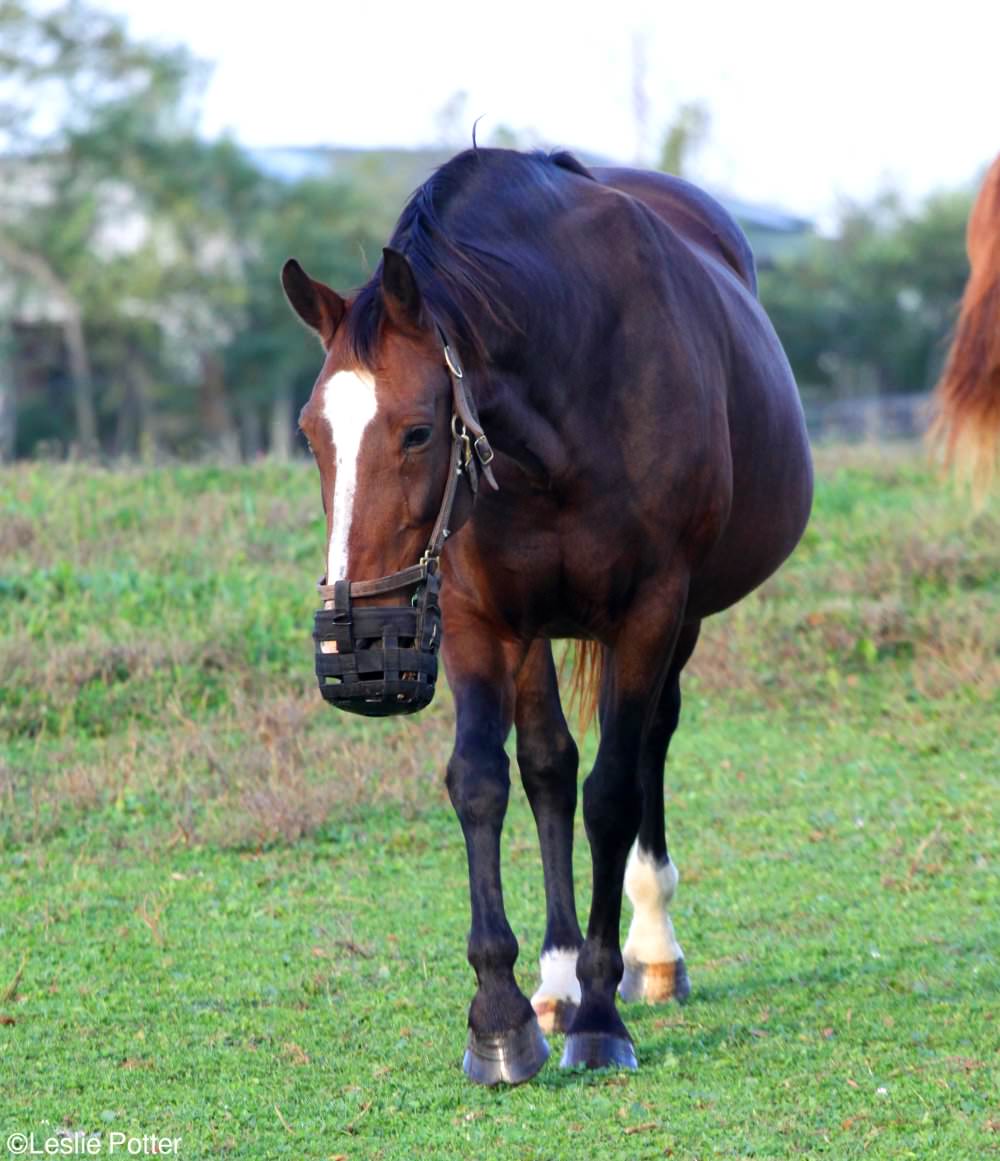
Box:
311;326;497;715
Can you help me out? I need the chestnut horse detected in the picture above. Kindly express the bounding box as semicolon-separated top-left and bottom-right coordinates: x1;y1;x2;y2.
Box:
283;148;813;1085
933;152;1000;493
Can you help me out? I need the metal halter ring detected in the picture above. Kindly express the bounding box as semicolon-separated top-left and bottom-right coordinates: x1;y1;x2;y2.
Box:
443;343;464;379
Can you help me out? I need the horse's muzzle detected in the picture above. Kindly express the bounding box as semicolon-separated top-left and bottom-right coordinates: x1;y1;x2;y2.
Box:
312;575;442;716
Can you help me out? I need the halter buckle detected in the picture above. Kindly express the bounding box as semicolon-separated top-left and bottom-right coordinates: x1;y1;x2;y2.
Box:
451;414;473;469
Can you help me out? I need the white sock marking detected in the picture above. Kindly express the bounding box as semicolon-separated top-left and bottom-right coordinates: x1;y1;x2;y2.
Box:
321;369;379;585
622;843;683;965
532;947;581;1006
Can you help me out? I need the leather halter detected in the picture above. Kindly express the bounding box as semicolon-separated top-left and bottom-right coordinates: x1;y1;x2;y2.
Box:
316;324;498;605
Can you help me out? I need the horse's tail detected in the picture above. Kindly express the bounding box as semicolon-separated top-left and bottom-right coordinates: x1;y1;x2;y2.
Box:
564;640;604;738
930;154;1000;494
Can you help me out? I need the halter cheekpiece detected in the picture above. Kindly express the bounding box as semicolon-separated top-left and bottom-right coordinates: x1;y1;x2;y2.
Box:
311;325;497;715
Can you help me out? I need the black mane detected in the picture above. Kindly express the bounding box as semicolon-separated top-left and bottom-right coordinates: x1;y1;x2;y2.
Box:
346;148;594;368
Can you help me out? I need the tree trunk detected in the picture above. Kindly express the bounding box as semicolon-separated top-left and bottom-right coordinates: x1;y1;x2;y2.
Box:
0;376;14;464
131;361;158;465
112;377;136;458
239;400;262;461
200;353;239;463
269;384;294;461
0;323;15;463
63;307;98;457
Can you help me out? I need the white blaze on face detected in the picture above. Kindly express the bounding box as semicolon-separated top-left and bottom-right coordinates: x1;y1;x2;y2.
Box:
321;369;379;585
622;843;684;965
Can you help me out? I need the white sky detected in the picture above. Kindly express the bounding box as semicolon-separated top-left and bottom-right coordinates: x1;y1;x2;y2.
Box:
104;0;999;218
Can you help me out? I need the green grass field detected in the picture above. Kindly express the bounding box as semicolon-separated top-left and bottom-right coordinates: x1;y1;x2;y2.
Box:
1;448;998;1159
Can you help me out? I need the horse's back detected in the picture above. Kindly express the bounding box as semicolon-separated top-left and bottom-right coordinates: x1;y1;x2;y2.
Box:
592;166;758;296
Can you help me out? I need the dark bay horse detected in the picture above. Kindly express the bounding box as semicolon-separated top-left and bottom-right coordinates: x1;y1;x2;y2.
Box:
282;148;813;1085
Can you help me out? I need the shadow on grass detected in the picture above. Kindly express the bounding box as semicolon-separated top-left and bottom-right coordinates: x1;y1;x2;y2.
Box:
571;937;1000;1078
683;938;991;1009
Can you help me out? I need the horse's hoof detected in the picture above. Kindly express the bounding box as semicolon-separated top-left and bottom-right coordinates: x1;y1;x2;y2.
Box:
619;958;690;1005
531;997;579;1035
463;1016;550;1086
560;1031;638;1071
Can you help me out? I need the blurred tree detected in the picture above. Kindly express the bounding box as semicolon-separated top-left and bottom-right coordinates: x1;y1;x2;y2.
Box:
224;174;384;460
0;0;198;149
0;2;980;459
434;90;470;148
87;131;270;459
0;232;96;455
759;188;973;399
657;101;710;178
0;0;201;456
0;0;401;460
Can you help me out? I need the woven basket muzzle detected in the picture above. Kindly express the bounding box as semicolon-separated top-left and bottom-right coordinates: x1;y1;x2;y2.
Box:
312;575;442;716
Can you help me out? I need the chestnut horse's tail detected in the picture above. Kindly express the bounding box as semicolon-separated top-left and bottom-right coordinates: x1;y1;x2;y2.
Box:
931;154;1000;493
563;640;605;737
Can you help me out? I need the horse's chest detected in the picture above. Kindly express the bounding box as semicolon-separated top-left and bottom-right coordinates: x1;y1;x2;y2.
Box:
474;519;635;641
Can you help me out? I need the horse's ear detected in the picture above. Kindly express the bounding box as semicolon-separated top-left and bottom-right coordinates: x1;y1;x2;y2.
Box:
281;258;346;346
381;247;424;330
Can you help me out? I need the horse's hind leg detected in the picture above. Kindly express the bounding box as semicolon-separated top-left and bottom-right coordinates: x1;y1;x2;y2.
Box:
515;640;584;1035
562;582;687;1072
619;620;700;1005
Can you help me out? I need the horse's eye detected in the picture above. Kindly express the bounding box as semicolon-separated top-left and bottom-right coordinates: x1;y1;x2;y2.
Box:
403;424;433;451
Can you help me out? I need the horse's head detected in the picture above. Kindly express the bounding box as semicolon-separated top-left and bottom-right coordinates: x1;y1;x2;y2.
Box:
282;248;495;716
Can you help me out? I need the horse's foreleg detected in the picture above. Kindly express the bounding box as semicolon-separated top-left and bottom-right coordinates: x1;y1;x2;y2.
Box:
515;640;584;1035
620;620;700;1005
443;629;549;1086
562;582;687;1071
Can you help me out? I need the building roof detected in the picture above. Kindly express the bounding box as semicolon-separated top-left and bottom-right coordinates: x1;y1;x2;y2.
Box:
247;145;814;239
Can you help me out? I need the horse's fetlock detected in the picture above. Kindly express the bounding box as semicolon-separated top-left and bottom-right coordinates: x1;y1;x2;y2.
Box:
576;942;624;989
469;927;519;975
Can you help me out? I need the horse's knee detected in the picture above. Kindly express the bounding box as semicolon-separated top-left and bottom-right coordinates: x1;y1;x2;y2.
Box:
582;766;640;846
446;747;510;826
518;730;578;809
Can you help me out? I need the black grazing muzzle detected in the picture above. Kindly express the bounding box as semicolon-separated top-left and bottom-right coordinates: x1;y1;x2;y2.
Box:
313;574;443;716
310;328;497;717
